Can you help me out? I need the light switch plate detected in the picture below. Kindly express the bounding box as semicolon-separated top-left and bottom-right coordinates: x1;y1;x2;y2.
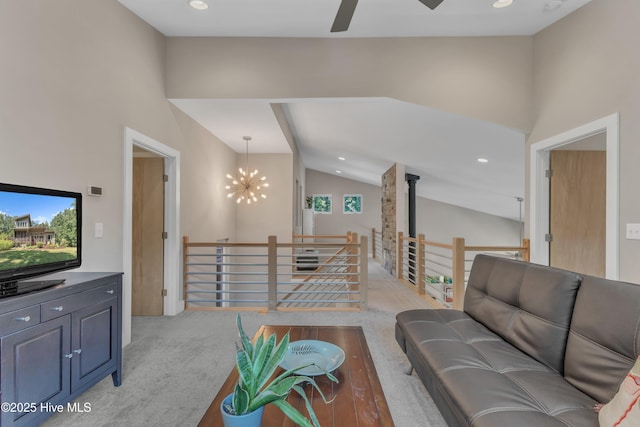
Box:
625;223;640;240
95;223;104;238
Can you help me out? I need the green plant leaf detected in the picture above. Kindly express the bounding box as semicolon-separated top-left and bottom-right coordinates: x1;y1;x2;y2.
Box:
235;347;256;397
236;314;253;360
265;376;300;396
254;331;290;390
248;389;287;412
292;385;321;427
272;399;315;427
232;383;250;415
254;334;264;359
284;373;336;405
231;316;338;425
252;332;276;384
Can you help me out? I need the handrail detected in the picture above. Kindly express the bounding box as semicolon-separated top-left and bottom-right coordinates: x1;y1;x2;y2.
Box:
183;233;368;312
397;232;530;310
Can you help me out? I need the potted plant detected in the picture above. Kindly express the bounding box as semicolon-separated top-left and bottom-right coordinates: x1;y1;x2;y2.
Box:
221;314;338;427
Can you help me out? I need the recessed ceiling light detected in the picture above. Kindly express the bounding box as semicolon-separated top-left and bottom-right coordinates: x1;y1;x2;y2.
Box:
544;0;564;11
188;0;209;10
477;158;489;163
338;156;346;161
493;0;513;9
336;170;342;174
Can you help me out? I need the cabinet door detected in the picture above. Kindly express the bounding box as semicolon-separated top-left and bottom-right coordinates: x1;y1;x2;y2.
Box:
1;315;71;427
70;297;117;392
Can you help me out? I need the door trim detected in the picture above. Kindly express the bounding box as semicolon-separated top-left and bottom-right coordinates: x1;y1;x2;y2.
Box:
123;128;181;346
529;113;619;279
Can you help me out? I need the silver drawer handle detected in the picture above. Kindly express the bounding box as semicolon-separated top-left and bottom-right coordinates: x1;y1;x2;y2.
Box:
51;306;64;312
105;290;114;295
15;316;31;322
73;349;82;355
64;354;73;359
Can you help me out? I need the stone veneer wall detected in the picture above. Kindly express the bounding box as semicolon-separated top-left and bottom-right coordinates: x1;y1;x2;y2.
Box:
381;164;397;276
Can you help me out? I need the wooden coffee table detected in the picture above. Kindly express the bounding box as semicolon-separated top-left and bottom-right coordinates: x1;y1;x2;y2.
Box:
197;325;394;426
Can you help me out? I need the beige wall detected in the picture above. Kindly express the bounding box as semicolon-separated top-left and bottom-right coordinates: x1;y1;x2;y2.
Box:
171;105;238;242
305;169;382;239
0;1;238;344
306;169;521;246
235;154;293;243
270;103;306;233
412;196;522;246
530;0;640;282
3;0;638;330
165;36;534;132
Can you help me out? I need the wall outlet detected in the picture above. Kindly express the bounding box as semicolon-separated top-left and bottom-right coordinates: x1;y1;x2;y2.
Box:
625;223;640;240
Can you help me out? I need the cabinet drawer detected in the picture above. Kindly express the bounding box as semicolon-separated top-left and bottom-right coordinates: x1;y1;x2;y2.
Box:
0;305;41;335
41;283;118;321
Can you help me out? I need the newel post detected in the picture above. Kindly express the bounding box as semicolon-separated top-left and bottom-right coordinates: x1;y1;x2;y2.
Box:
348;232;358;285
268;235;277;311
522;238;531;262
452;237;465;311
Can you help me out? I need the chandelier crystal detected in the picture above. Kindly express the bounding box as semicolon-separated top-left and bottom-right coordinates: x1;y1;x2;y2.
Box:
225;136;269;204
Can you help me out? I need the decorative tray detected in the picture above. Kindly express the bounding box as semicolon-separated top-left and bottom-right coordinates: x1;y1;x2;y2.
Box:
279;340;345;376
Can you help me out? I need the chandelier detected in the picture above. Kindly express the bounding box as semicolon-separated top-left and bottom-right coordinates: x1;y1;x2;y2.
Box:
225;136;269;204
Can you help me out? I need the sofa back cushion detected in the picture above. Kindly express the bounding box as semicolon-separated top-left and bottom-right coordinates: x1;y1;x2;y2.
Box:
464;255;581;374
564;275;640;403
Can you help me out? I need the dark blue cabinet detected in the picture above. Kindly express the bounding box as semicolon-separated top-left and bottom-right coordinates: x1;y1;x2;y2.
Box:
0;273;122;426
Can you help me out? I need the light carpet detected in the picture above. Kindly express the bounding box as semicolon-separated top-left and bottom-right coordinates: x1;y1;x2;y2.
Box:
42;261;447;427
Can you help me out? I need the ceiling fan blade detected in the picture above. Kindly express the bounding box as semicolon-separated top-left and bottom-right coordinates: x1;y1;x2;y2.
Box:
417;0;445;10
331;0;359;32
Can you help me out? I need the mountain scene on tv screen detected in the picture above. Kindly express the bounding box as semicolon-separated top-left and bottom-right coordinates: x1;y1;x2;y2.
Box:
0;193;78;272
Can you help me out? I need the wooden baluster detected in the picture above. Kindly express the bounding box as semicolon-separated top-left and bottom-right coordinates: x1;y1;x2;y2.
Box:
452;237;465;311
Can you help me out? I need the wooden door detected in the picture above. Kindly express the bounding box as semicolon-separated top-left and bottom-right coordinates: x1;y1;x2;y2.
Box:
549;150;606;277
132;157;164;315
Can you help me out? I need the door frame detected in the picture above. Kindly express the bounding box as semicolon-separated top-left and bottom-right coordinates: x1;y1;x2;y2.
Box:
529;113;619;279
123;128;181;346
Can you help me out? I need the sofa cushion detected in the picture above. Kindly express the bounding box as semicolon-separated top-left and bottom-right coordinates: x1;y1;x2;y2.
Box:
396;308;598;426
463;255;581;373
564;276;640;403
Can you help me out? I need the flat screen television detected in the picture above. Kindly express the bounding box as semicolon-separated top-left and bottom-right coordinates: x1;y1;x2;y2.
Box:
0;183;82;296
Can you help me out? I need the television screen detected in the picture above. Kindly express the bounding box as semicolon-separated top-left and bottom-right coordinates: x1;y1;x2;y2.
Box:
0;183;82;287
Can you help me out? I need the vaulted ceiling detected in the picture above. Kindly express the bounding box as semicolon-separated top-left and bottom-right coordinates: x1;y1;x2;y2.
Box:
119;0;594;220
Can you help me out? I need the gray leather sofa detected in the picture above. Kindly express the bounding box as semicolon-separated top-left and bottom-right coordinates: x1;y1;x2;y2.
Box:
395;254;640;427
